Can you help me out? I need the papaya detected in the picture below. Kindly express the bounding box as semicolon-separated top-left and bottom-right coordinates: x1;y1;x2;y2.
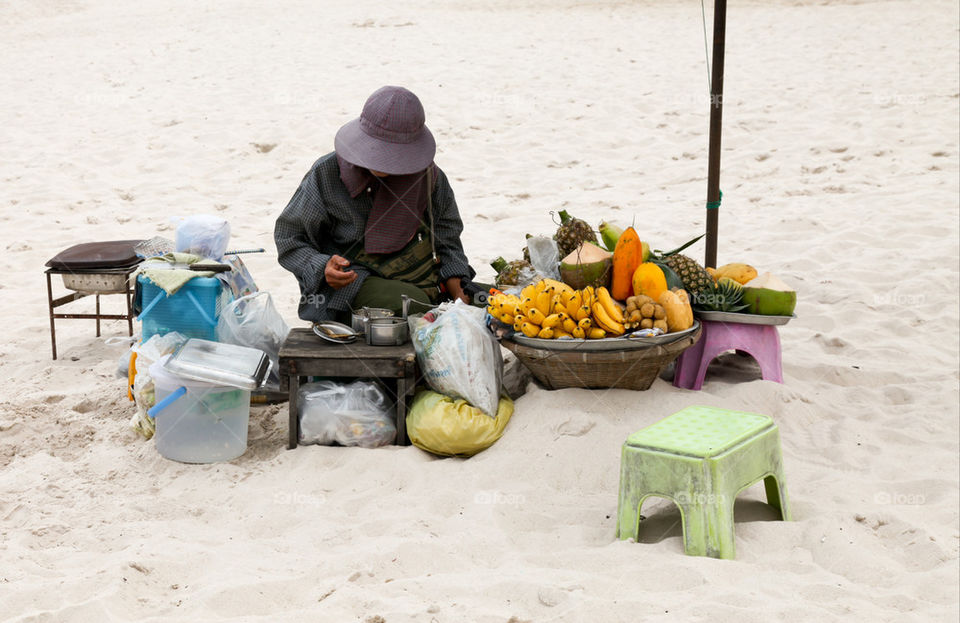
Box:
631;262;668;301
611;227;642;300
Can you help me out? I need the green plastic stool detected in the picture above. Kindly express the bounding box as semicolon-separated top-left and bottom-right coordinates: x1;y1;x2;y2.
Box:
616;405;791;559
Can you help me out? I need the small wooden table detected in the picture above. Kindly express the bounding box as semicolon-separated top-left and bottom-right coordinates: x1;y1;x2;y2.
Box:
278;328;418;449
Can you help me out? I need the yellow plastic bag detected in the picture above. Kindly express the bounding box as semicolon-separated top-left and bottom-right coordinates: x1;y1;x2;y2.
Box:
406;390;514;457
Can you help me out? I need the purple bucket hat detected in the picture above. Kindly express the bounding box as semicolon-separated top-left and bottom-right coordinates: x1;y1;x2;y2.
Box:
334;86;436;176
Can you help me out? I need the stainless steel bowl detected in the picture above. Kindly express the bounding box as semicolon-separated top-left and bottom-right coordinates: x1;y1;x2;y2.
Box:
365;317;408;346
351;307;394;333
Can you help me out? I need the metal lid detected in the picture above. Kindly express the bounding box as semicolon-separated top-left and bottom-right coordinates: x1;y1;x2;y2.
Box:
162;338;271;390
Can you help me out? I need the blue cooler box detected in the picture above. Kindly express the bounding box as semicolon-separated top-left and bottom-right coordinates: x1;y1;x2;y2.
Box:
138;275;229;341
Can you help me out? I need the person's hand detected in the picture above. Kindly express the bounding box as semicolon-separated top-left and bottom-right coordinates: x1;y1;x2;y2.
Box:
324;255;358;289
445;277;470;304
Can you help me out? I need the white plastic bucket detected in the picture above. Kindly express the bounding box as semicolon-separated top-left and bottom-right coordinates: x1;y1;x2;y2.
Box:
149;355;250;463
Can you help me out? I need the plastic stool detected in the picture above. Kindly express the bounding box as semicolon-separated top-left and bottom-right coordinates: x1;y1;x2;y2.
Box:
673;319;783;390
616;405;791;559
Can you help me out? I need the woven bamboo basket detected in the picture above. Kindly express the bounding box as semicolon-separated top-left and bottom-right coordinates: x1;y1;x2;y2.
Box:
502;324;701;391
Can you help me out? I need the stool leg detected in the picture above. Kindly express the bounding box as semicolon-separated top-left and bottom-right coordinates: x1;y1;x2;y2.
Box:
125;279;134;337
677;495;737;559
616;447;646;540
95;294;101;337
763;474;791;520
755;326;783;384
287;374;300;450
47;272;58;360
673;330;707;390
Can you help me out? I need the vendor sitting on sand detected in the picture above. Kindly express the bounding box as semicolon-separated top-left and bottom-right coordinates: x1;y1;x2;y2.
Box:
274;85;476;323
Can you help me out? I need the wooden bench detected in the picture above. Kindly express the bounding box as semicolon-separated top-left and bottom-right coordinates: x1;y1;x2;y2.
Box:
278;327;418;449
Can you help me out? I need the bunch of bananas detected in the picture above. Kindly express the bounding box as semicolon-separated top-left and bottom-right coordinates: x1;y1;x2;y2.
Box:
487;279;626;339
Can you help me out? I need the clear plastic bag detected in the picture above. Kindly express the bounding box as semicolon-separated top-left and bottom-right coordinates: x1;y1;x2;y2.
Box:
298;380;396;447
410;302;503;417
129;331;189;439
216;292;289;390
526;235;561;280
174;215;230;260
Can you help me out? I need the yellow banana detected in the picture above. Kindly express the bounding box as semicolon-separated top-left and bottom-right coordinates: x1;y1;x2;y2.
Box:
542;278;574;297
565;291;582;318
582;286;595;308
596;286;624;324
554;329;573;339
537;327;555;339
486;305;500;320
521;284;536;300
572;326;585;339
535;290;553;316
501;313;515;326
561;316;577;334
520;322;540;338
501;301;520;318
520;297;536;316
553;300;567;315
526;307;546;326
587;327;607;339
513;315;526;331
534;280;547;295
592;301;625;336
577;317;593;330
541;313;561;329
558;289;574;309
575;304;592;322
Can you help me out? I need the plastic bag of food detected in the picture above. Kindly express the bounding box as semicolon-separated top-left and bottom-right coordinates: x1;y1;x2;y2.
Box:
406;390;514;457
174;215;230;260
298;380;396;447
128;331;189;439
217;292;289;390
410;302;503;417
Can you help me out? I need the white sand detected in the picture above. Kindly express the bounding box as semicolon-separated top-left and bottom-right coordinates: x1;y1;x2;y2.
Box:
1;0;958;621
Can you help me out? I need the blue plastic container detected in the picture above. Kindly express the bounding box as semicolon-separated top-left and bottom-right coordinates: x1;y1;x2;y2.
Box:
138;275;227;341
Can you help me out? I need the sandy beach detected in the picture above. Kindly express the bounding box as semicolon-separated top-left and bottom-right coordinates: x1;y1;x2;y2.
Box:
1;0;958;621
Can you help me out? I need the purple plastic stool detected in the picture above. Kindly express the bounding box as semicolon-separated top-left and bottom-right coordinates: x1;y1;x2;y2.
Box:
673;319;783;390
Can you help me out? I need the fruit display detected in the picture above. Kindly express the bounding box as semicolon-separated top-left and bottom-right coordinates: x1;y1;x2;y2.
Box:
553;210;598;258
741;272;797;316
559;241;612;290
491;211;795;335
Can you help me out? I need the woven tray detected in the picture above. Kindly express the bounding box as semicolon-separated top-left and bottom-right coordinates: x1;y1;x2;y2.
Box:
502;324;701;391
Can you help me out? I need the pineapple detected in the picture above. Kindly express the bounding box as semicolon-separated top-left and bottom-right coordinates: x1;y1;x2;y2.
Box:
553;210;598;258
653;234;715;302
697;277;748;312
491;257;534;287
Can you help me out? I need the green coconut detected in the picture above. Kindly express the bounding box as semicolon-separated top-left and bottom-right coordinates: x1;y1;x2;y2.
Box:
741;272;797;316
559;241;613;290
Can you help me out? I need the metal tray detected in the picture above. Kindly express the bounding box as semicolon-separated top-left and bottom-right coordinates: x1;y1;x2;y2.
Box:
164;338;271;390
312;321;359;344
508;321;700;351
695;310;795;326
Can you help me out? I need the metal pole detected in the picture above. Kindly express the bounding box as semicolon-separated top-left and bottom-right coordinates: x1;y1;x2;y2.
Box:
705;0;727;269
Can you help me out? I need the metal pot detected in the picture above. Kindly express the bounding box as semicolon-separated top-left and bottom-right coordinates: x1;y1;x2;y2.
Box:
351;307;394;333
365;317;408;346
